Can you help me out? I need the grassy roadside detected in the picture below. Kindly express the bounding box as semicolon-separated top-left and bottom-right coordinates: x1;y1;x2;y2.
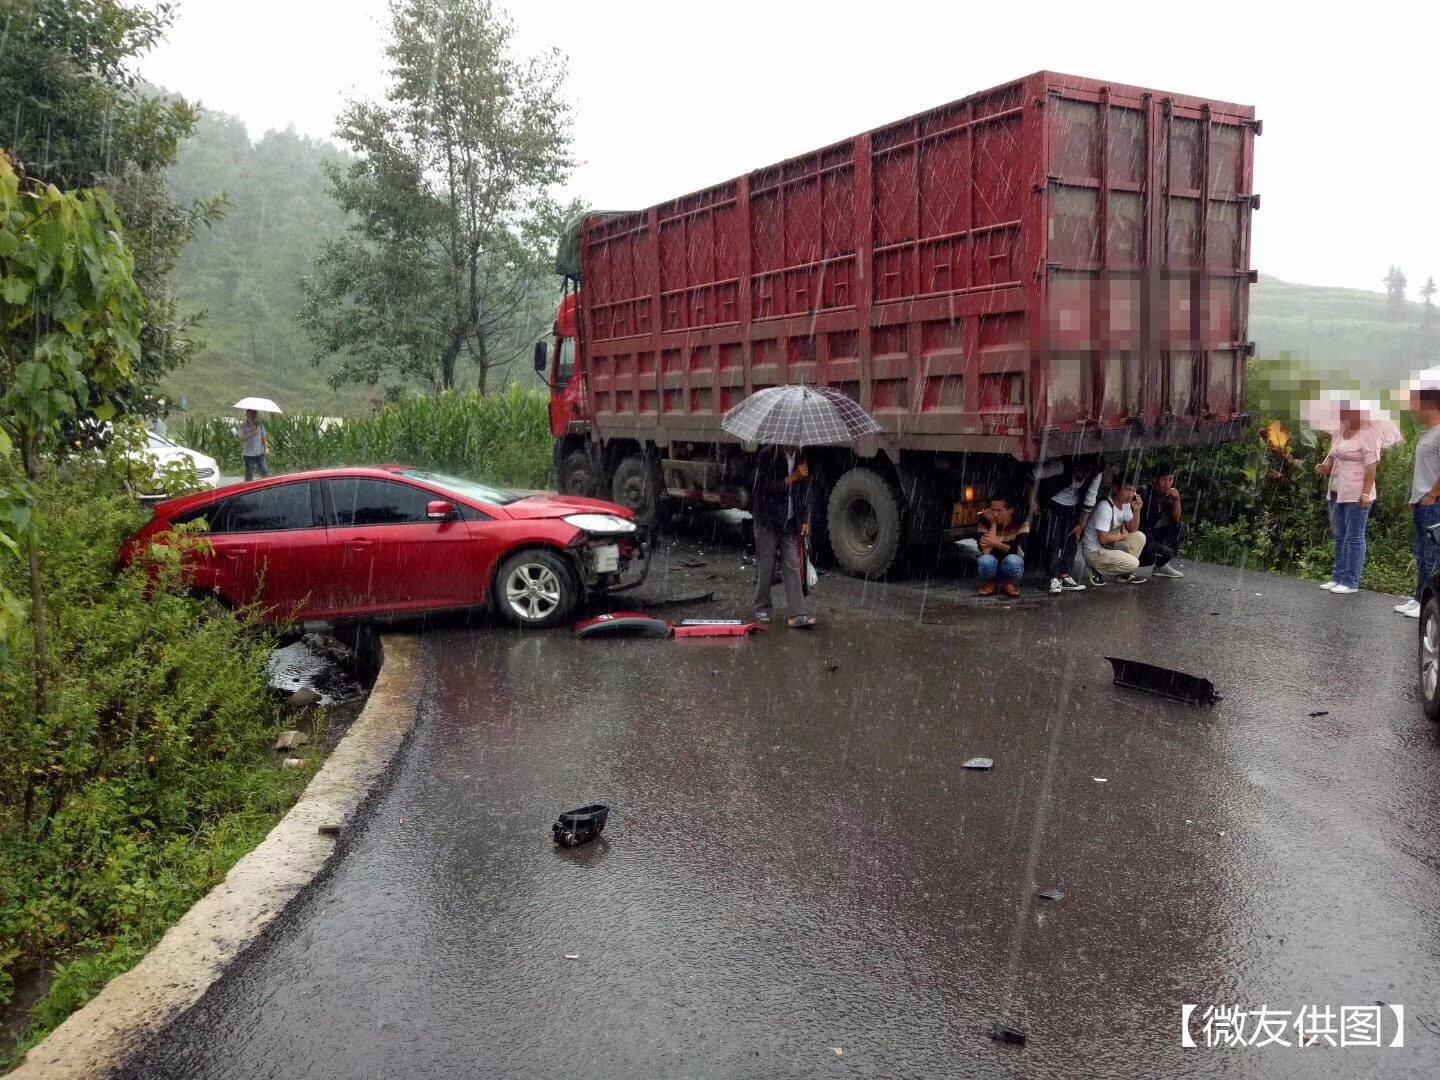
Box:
0;464;320;1070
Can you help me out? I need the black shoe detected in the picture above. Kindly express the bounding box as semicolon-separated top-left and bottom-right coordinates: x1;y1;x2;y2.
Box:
1116;572;1146;585
1087;569;1106;587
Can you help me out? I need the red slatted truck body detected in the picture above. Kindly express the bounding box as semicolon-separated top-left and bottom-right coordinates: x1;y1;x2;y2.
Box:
538;70;1258;576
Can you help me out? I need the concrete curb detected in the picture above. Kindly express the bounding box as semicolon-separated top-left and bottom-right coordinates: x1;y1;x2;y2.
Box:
11;634;425;1079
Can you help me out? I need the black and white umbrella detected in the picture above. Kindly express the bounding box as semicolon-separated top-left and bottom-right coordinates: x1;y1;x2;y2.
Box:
721;385;883;446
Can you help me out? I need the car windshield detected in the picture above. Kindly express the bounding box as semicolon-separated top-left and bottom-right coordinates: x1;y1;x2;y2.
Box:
146;431;177;449
398;469;521;506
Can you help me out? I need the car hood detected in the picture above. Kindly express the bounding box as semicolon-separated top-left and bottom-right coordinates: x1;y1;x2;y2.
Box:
500;494;634;521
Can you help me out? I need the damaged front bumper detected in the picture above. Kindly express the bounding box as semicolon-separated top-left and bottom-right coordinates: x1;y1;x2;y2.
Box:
570;526;653;594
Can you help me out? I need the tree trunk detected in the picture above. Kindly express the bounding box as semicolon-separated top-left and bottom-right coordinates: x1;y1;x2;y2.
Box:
441;337;462;391
476;326;489;395
20;436;47;721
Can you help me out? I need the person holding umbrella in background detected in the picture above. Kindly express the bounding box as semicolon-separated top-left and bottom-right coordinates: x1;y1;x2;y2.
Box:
722;384;885;631
233;396;282;482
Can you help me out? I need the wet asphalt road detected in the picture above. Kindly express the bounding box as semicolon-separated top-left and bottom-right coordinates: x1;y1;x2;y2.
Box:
116;532;1440;1079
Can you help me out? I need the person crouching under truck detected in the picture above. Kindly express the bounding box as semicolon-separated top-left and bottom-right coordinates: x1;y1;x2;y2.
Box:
751;444;817;629
1083;476;1162;586
975;492;1030;598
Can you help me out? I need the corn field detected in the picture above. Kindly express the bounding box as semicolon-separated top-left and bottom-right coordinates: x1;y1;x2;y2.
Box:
180;387;554;489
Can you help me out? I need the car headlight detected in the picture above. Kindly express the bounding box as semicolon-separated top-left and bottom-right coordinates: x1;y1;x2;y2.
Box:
563;513;638;535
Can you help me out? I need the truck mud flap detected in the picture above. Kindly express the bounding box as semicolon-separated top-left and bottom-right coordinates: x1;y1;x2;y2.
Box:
1105;657;1221;705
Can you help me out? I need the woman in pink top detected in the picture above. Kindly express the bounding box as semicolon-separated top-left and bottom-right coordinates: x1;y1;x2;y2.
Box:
1315;407;1381;594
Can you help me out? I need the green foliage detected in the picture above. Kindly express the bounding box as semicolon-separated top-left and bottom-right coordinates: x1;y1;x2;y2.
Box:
0;0;217;416
0;462;312;1063
181;385;553;489
299;0;575;394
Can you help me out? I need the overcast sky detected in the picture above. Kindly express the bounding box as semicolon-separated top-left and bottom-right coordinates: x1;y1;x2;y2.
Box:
144;0;1438;295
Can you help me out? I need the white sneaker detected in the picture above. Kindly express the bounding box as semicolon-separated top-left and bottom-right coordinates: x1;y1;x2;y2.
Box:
1406;603;1423;618
1151;563;1184;578
1330;585;1358;595
1319;581;1338;590
1048;577;1063;595
1395;598;1422;616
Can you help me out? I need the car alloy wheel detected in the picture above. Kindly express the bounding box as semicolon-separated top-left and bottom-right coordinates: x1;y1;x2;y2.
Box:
1423;598;1440;721
505;561;563;622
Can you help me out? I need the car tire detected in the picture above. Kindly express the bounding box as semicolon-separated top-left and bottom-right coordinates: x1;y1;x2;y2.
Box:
827;467;905;578
495;548;579;629
611;453;667;528
1421;595;1440;722
558;450;596;498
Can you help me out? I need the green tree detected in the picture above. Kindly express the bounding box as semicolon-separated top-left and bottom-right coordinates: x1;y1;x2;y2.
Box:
0;0;218;416
0;154;145;715
1385;265;1408;320
300;0;573;394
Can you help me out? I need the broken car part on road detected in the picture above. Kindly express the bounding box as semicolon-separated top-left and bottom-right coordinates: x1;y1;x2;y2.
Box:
1105;657;1222;706
553;804;609;847
573;612;767;639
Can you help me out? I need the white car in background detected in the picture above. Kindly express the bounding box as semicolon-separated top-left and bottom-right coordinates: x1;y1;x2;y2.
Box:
125;430;220;497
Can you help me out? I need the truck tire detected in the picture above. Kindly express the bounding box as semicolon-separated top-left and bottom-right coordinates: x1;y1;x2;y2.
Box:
558;450;596;497
611;454;666;527
827;467;905;578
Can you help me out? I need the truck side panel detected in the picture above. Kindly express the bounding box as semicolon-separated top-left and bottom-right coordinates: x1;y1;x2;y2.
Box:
578;71;1255;462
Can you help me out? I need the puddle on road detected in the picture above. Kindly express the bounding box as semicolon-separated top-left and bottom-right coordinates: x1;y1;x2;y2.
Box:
265;635;366;706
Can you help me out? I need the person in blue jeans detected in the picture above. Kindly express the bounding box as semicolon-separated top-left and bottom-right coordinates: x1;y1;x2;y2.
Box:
1399;388;1440;617
236;408;270;482
1316;407;1380;595
976;493;1029;597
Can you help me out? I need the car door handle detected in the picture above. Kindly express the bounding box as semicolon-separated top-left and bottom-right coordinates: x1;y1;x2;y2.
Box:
346;539;372;550
223;548;247;559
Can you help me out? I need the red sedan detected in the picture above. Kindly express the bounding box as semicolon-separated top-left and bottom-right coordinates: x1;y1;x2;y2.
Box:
122;466;649;628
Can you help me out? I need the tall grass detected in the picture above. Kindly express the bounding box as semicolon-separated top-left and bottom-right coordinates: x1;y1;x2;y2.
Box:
180;386;553;489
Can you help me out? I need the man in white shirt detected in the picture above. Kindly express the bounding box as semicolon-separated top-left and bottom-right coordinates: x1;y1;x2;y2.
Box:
1398;387;1440;617
1082;477;1147;585
1037;457;1102;594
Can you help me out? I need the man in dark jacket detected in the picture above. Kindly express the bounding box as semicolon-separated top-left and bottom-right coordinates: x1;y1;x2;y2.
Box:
751;444;815;628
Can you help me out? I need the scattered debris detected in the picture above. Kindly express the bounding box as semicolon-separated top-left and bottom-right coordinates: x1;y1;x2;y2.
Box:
824;660;841;672
989;1019;1027;1045
1105;657;1222;705
281;688;322;712
273;729;311;751
677;559;708;569
644;590;716;607
318;823;341;837
1036;888;1065;902
564;954;579;960
574;613;766;639
1309;710;1329;718
280;757;305;769
831;1047;844;1057
554;804;609;847
963;757;994;770
1093;777;1107;783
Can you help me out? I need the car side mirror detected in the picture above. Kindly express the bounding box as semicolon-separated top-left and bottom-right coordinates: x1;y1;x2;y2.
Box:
426;500;456;521
533;340;548;374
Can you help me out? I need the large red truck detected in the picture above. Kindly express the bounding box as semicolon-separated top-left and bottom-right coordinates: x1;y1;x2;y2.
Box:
536;71;1258;576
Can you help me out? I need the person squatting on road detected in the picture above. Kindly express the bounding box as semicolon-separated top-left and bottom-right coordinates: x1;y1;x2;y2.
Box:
1316;408;1379;595
975;492;1030;598
1083;477;1167;586
1399;388;1440;618
1037;457;1102;595
1139;464;1186;578
752;444;817;629
237;408;270;481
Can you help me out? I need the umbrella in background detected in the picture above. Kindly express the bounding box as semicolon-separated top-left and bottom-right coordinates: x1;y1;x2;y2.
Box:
232;396;283;414
721;385;883;446
1300;395;1403;448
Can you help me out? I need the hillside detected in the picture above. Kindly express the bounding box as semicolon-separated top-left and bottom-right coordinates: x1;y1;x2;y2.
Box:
156;107;1435;419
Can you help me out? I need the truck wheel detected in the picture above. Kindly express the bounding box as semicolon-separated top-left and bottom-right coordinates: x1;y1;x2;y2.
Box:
611;454;666;527
1422;595;1440;722
827;468;905;578
558;450;595;497
495;548;579;629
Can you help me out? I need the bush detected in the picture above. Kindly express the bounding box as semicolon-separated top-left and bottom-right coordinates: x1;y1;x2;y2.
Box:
0;461;311;1065
179;386;553;489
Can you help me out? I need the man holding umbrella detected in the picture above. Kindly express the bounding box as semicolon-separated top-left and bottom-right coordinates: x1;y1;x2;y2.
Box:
233;396;281;482
723;384;885;630
751;444;815;628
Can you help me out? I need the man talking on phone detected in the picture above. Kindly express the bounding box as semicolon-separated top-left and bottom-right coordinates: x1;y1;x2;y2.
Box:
1082;476;1165;586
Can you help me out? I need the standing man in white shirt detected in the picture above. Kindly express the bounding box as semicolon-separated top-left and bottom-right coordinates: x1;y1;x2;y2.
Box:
1398;387;1440;617
1037;457;1103;594
1082;477;1148;586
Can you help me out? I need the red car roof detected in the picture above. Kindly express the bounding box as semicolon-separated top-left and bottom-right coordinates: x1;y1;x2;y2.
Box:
149;465;419;519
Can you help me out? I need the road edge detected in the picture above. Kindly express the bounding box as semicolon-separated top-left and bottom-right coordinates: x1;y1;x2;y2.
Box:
10;634;425;1080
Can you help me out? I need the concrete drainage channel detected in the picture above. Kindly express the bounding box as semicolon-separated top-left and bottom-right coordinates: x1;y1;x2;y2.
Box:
9;634;425;1080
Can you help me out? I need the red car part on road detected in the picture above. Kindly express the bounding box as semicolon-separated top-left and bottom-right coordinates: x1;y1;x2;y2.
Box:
121;466;649;628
